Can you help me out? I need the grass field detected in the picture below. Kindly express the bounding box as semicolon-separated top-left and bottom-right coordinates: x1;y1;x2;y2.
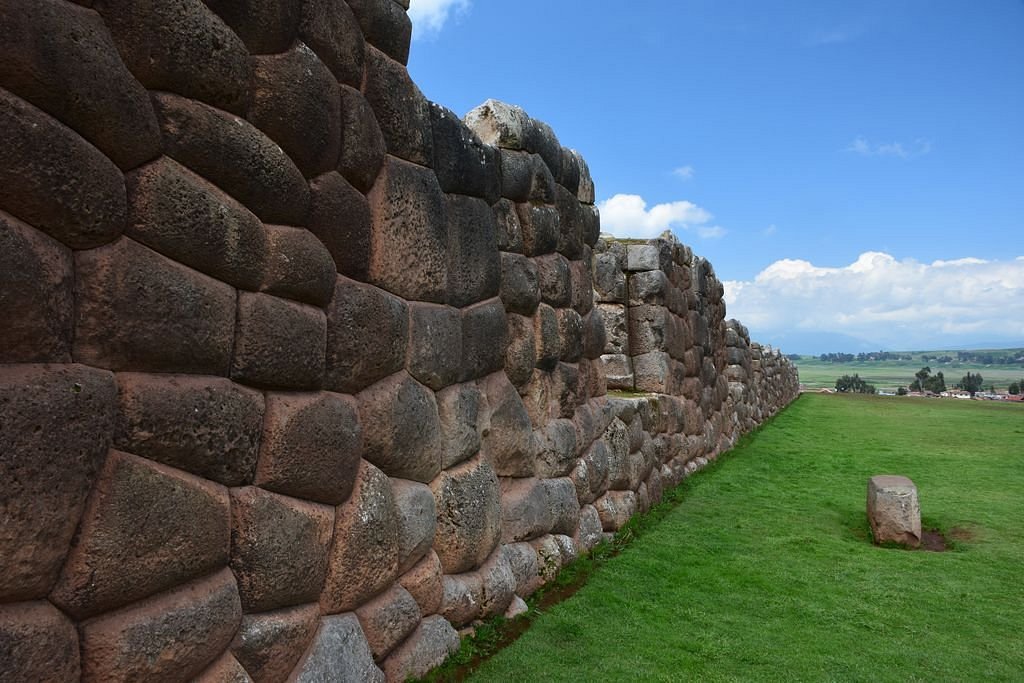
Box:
793;356;1024;392
467;394;1024;682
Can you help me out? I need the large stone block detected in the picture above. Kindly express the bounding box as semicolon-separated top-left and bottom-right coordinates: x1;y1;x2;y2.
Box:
381;615;459;683
114;373;263;486
399;551;444;616
337;84;387;191
0;364;116;602
431;455;502;574
308;172;371;281
493;198;525;255
358;372;443;482
231;292;326;390
407;303;462;390
290;614;384;683
534;303;561;371
325;277;408;393
436;382;482;470
461;299;508;382
193;652;252;683
554;185;583;259
575;504;604;552
0;211;73;363
478;548;516;618
125;157;268;291
598;303;629;355
230;487;333;613
98;0;251;113
355;584;420;661
867;475;922;548
204;0;300;54
0;0;161;170
0;601;80;682
79;568;242;683
534;418;578;479
558;308;584;363
581;310;608;360
447;194;500;307
464;99;529;149
633;351;673;394
630;269;669;305
594;490;638;531
346;0;412;65
499;477;554;543
526;118;563;179
299;1;364;87
570;255;594;314
321;461;401;613
504;313;536;387
517;203;559;256
629;304;670;355
367;156;448;302
431;104;500;203
230;604;319;683
500;252;541;315
496;149;555;203
50;451;230;619
479;372;534;477
536;254;572;308
363;47;432;166
255;391;361;506
249;43;341;177
0;90;125;250
75;238;235;374
261;225;337;307
392;478;438;574
152;93;310;226
502;542;542;597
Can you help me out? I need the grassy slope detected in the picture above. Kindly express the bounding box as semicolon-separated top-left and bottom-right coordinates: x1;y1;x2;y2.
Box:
471;394;1024;682
794;357;1024;391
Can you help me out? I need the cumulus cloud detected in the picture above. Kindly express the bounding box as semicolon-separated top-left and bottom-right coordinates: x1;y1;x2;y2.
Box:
408;0;470;39
846;136;932;159
597;193;724;239
672;165;695;181
723;252;1024;349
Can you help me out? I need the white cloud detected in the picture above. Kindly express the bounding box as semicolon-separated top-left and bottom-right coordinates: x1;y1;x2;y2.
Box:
723;252;1024;349
846;136;932;159
408;0;470;39
597;193;725;239
672;165;695;181
762;224;777;237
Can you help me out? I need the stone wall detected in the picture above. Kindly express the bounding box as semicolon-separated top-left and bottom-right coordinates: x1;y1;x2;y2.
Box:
0;2;796;681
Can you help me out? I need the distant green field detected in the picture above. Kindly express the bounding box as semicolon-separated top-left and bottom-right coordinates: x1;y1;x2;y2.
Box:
792;350;1024;391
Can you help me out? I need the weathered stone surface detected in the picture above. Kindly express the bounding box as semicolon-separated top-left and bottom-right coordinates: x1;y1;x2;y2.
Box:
536;254;572;308
367;156;447;302
299;1;364;87
517;203;559;256
308;172;371;281
633;351;674;394
0;89;125;249
602;417;631;490
347;0;412;64
125;157;268;291
438;572;483;626
534;418;578;478
381;615;460;683
358;372;443;483
337;85;387;191
626;244;663;271
502;542;541;597
629;304;670;355
436;383;482;470
363;47;432;166
570;255;594;314
399;551;443;616
321;461;401;613
230;487;333;612
575;504;604;551
505;595;529;619
546;478;582;535
630;269;669;305
499;477;553;543
230;604;319;683
115;373;263;486
464;99;529;149
478;547;516;617
0;601;80;682
79;569;242;683
867;475;922;548
204;0;300;53
553;186;583;259
535;303;561;371
75;238;235;374
98;1;250;113
480;372;534;477
255;391;361;505
504;313;536;387
261;225;336;307
50;451;230;619
530;534;564;584
0;211;73;363
447;194;500;307
249;43;341;177
291;614;384;683
558;308;584;363
392;478;437;574
598;303;629;355
493;199;525;253
431;455;502;574
325;277;408;393
152;93;309;225
500;252;540;315
0;0;161;170
408;303;462;390
581;310;608;361
431;104;500;203
0;364;116;602
461;299;508;382
231;292;327;390
594;490;638;531
194;652;253;683
355;584;420;661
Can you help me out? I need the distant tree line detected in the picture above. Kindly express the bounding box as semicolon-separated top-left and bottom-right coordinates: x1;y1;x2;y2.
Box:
835;374;876;394
909;366;946;394
818;351;913;363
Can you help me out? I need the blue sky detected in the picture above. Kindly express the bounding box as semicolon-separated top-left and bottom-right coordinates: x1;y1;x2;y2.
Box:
406;1;1024;353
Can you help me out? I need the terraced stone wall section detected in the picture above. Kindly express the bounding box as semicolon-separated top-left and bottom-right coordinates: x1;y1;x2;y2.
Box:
0;2;797;682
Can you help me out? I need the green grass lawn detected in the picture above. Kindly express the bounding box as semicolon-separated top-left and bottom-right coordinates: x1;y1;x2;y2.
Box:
468;394;1024;682
794;357;1024;392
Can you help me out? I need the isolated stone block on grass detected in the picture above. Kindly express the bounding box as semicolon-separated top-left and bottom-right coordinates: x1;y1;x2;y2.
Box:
867;475;922;548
